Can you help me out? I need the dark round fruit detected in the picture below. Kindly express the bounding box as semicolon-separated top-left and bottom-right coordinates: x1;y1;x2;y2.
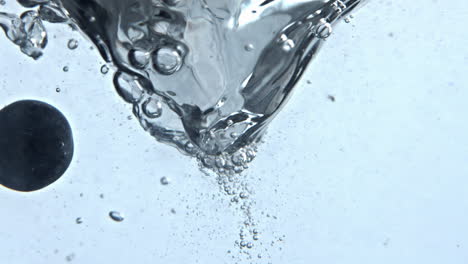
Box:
0;100;74;192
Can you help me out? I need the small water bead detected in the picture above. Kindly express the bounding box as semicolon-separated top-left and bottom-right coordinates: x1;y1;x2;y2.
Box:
152;46;182;75
56;87;61;93
0;0;5;6
160;176;170;185
109;211;124;222
246;242;253;249
128;49;150;69
100;65;109;74
75;217;83;224
142;97;162;118
62;66;69;72
67;39;78;49
316;20;333;39
244;43;254;52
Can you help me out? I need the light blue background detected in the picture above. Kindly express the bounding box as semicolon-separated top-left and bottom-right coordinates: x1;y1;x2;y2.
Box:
1;0;468;263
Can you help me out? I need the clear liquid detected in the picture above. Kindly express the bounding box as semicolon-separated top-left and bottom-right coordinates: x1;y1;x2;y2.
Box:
1;0;366;173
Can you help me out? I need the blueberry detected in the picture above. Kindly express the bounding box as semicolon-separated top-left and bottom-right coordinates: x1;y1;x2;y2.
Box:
0;100;74;192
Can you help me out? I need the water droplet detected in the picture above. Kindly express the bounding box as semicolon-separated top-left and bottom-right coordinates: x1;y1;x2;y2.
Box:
109;211;124;222
100;65;109;74
67;39;78;50
19;11;48;59
244;43;254;52
75;217;82;224
62;66;69;72
56;87;61;93
160;176;170;185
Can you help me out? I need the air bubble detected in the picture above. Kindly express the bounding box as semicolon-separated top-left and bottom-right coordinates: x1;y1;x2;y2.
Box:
316;20;332;39
67;39;78;49
129;49;150;69
113;71;145;103
152;46;182;75
244;43;254;52
109;211;124;222
100;65;109;74
160;176;170;185
142;97;162;118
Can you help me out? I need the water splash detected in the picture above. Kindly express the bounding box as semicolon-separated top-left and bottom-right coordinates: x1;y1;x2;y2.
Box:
0;1;369;261
1;0;367;174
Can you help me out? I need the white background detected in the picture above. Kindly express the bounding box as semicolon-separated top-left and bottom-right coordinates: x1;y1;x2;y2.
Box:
1;0;468;263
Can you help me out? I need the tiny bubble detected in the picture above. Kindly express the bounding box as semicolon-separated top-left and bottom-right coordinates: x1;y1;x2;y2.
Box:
160;176;170;185
109;211;124;222
100;65;109;74
67;39;78;50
